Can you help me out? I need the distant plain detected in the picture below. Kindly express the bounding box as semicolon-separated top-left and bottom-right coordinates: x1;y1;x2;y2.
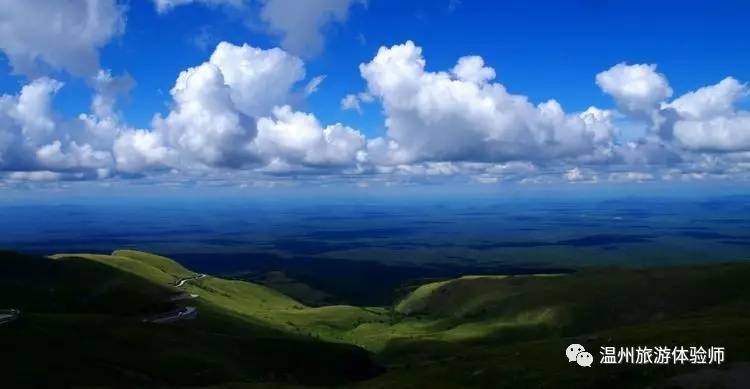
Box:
2;194;748;305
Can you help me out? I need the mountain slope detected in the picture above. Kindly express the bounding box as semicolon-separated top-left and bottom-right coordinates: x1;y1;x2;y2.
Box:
4;249;750;388
0;251;381;387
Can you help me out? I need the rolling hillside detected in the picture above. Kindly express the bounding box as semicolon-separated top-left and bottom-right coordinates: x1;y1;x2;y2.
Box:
0;250;380;387
2;249;750;387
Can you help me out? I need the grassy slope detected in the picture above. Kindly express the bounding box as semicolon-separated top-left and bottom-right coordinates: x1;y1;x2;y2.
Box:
91;251;750;388
4;249;750;388
51;251;390;341
359;316;750;389
0;251;380;387
1;251;175;315
50;250;196;285
241;271;335;306
358;266;750;388
389;267;750;338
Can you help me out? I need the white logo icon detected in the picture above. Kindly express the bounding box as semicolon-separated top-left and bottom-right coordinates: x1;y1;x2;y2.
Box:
576;351;594;367
566;343;586;362
566;343;593;367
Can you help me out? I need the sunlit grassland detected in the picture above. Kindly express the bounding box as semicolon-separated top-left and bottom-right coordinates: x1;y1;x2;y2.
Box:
9;249;750;387
49;250;750;353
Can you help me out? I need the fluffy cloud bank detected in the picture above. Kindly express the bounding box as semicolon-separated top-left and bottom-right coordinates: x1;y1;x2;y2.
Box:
347;43;750;184
259;0;364;57
595;64;750;152
596;63;673;119
115;41;366;173
358;42;616;165
0;75;120;180
0;0;125;77
2;36;750;185
0;41;367;181
254;106;365;168
669;78;750;151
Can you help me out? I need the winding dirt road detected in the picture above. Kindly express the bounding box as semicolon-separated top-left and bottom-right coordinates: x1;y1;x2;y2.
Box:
176;274;207;287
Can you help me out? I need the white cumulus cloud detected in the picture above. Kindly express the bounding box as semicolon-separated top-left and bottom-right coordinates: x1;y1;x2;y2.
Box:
0;0;125;77
596;63;672;122
116;41;364;174
674;114;750;152
254;105;366;167
113;130;175;173
667;77;747;120
208;42;305;117
359;41;614;165
152;60;258;168
260;0;365;57
153;0;364;58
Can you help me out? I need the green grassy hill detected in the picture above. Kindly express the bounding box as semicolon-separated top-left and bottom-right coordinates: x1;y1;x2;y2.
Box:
1;251;174;315
3;249;750;388
362;268;750;388
0;251;380;387
393;266;750;337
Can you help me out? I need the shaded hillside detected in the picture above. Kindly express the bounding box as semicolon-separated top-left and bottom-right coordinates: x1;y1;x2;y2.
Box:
0;251;380;387
3;249;750;388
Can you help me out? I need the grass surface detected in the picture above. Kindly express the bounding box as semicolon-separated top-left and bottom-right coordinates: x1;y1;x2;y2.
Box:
3;249;750;388
0;251;380;387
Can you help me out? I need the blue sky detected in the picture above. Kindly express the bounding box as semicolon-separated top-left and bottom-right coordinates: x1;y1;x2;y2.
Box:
0;0;750;190
8;0;749;133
